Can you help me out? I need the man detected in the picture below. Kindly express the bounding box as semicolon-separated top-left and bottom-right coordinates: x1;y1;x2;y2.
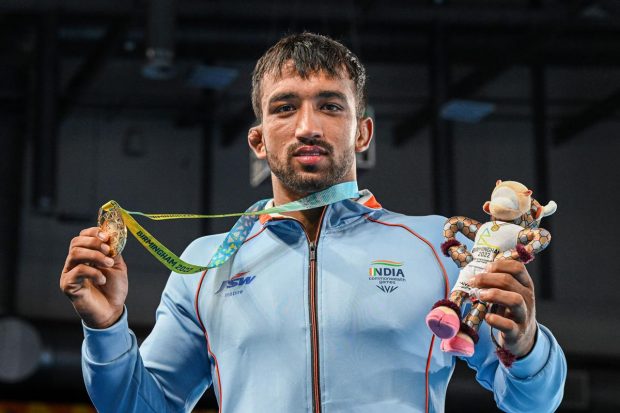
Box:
60;33;566;412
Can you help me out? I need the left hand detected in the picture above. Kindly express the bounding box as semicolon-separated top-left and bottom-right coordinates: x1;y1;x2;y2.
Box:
469;260;538;358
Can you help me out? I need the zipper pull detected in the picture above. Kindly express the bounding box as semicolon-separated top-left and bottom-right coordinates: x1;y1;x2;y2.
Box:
309;242;317;261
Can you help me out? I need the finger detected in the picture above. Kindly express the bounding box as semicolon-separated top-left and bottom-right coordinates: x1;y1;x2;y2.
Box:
65;247;115;271
489;303;507;318
79;227;110;242
70;235;111;256
470;271;529;296
486;260;532;289
485;312;519;340
479;288;527;323
61;264;107;295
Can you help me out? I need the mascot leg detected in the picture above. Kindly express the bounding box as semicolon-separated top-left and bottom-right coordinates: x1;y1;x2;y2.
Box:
426;262;479;339
426;291;467;339
440;300;487;357
441;334;474;357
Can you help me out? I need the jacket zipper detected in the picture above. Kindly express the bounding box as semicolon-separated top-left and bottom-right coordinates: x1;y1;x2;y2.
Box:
308;240;321;413
307;209;326;413
269;210;326;412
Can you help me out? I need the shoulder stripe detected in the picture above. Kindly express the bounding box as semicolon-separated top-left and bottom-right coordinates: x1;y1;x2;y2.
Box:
194;269;223;413
192;225;268;412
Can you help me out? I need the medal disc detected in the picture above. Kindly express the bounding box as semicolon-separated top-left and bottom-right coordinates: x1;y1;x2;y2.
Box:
97;206;127;257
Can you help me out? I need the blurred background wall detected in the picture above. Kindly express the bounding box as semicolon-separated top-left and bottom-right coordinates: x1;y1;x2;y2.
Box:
0;0;619;411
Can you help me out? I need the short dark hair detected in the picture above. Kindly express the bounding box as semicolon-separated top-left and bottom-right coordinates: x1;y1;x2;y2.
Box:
251;32;367;120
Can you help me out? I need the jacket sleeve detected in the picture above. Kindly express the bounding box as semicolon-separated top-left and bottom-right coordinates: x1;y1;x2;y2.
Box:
81;239;215;413
437;217;567;412
463;321;566;412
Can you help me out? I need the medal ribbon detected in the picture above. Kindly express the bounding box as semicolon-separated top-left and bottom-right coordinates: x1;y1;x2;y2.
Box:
99;181;360;274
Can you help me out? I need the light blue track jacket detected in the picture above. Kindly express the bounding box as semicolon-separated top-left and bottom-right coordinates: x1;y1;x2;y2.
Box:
81;191;566;413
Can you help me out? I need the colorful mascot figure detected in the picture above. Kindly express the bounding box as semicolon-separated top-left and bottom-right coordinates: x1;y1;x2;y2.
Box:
425;180;557;366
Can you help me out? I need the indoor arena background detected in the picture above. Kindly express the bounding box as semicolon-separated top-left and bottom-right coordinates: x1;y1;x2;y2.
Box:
1;1;619;412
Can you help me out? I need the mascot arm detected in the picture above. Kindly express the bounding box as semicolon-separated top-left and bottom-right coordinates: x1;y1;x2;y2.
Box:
443;216;482;242
495;228;552;264
441;216;481;268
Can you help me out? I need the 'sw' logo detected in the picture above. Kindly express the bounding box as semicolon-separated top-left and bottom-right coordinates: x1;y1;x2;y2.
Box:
215;271;256;294
377;285;398;294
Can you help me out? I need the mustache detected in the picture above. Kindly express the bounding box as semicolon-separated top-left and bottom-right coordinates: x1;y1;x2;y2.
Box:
287;139;334;157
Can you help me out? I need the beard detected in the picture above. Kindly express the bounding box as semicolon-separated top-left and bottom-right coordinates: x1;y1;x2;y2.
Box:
266;139;355;194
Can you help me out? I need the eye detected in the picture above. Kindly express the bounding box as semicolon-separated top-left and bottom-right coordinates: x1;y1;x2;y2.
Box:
322;103;342;112
275;104;295;113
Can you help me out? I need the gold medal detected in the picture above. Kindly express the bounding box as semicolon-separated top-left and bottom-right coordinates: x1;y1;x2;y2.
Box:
98;205;127;257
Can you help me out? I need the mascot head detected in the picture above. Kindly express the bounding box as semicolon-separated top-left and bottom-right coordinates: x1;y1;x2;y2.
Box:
483;180;557;227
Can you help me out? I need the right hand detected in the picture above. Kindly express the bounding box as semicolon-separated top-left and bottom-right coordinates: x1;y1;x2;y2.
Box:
60;227;128;329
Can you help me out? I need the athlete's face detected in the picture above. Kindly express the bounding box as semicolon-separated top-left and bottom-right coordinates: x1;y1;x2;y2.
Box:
249;63;373;195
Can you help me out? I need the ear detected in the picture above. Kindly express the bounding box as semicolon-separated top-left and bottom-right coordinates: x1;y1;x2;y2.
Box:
354;117;374;153
543;201;558;217
483;201;492;215
496;179;502;186
523;190;533;197
248;125;266;159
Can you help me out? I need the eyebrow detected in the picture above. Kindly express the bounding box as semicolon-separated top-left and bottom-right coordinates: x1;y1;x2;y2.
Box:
268;90;348;105
268;92;297;105
317;90;347;102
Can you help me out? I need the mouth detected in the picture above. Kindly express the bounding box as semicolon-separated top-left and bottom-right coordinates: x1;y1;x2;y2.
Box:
292;145;329;165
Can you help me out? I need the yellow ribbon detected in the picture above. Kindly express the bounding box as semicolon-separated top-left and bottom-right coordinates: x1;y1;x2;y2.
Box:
100;201;210;274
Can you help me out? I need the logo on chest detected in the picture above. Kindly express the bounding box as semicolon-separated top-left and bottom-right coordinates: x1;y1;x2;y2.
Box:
214;271;257;296
368;260;406;293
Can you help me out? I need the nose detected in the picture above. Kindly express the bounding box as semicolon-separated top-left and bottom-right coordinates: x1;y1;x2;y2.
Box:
295;103;323;141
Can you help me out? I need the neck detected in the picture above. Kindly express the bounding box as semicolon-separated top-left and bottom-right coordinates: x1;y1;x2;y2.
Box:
271;182;323;241
271;177;356;241
290;208;325;241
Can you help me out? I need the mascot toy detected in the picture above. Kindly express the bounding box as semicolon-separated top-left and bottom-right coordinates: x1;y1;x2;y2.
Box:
425;180;557;366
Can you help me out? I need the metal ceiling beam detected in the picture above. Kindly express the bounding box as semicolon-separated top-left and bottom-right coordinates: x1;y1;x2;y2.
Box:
393;57;514;145
553;87;620;144
0;115;26;316
2;1;620;32
59;19;128;119
53;37;620;67
429;19;455;217
530;61;554;300
392;2;587;146
32;12;59;213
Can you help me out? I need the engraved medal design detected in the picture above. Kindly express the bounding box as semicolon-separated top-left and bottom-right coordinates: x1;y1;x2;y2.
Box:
98;205;127;257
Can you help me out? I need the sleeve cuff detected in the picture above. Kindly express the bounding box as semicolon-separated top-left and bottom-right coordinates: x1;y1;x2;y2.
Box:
505;324;551;379
82;307;133;363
